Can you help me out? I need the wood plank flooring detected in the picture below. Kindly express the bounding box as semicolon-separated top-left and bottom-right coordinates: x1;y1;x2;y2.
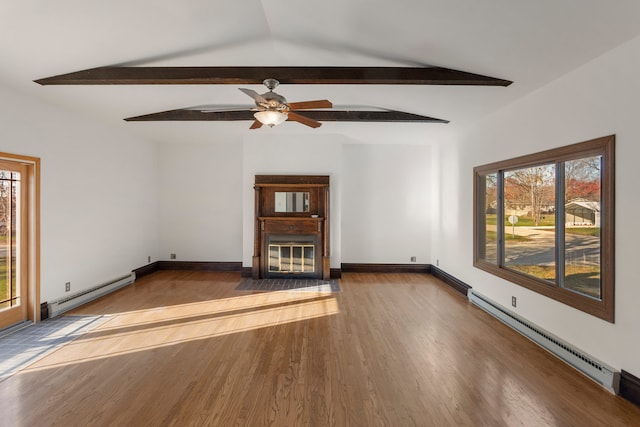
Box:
1;271;639;426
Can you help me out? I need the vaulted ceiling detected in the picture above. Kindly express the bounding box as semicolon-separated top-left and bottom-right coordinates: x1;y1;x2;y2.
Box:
3;1;640;144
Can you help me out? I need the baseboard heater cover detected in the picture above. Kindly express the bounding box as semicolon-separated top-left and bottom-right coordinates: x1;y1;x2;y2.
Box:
48;272;136;317
468;289;619;394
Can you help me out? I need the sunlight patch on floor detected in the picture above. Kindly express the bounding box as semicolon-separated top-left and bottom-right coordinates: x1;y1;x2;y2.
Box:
20;291;339;372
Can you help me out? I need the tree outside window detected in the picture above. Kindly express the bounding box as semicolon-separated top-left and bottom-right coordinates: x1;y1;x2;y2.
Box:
474;136;614;322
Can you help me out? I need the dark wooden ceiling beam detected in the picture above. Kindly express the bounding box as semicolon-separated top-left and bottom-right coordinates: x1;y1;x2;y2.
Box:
36;66;512;86
124;108;449;123
125;109;255;121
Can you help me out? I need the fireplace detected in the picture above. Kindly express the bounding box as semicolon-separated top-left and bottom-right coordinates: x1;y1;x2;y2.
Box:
253;175;330;280
267;235;318;278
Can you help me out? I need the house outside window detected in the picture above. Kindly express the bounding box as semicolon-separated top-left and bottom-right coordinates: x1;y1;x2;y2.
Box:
473;135;614;322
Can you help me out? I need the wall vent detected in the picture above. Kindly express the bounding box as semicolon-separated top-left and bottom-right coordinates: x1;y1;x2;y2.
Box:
468;289;619;393
48;273;135;317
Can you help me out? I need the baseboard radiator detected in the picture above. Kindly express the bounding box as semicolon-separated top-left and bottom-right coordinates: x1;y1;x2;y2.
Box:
468;289;619;394
48;272;136;318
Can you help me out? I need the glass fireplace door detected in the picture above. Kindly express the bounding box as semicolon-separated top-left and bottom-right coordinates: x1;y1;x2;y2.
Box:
268;243;315;274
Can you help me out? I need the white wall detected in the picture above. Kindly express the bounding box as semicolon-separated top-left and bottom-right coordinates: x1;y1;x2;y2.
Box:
0;83;159;303
157;141;243;262
341;144;431;264
156;133;434;270
432;35;640;377
240;135;434;269
242;134;344;268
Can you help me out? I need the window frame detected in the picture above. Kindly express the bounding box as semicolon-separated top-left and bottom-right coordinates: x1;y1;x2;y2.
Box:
473;135;615;322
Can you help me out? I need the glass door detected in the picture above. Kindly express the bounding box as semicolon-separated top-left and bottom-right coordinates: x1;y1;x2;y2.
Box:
0;160;27;329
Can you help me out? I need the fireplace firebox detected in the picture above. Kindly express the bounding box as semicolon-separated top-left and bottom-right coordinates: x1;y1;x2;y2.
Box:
267;235;318;278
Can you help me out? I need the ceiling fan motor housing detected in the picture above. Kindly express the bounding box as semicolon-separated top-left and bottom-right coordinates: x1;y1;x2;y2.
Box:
259;91;288;111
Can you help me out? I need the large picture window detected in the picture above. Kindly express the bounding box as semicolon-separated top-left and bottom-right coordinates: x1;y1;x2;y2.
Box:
474;135;614;322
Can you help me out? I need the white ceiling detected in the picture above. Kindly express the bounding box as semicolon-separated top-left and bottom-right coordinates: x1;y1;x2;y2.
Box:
3;0;640;144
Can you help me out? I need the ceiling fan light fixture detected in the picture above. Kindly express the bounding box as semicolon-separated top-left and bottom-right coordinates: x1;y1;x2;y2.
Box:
254;110;288;127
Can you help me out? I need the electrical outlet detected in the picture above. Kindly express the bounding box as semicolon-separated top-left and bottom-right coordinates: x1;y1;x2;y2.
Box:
65;282;71;292
512;296;517;307
170;253;176;260
410;256;417;262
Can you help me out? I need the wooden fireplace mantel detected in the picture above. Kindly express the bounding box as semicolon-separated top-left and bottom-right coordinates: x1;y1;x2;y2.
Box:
253;175;330;280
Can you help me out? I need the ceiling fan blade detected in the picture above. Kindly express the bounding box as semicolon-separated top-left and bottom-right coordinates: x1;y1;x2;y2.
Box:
287;112;322;128
287;100;333;110
249;120;263;129
239;88;268;106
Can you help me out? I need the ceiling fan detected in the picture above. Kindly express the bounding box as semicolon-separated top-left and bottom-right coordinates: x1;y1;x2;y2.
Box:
36;65;511;127
227;78;332;129
124;106;450;124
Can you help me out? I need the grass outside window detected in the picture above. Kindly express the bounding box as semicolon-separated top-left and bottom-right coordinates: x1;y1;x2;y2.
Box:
473;135;614;322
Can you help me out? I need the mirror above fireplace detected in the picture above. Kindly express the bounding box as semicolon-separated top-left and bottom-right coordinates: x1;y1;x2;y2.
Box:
275;191;310;213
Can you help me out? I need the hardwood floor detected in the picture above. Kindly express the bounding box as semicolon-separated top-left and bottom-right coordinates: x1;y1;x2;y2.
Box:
1;271;639;426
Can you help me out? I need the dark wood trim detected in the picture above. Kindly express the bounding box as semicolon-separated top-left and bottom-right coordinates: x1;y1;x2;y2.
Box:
133;262;469;300
258;216;324;222
157;261;242;272
339;264;471;297
133;262;160;279
430;266;472;297
40;302;49;321
253;183;261;279
620;370;640;408
474;135;613;173
255;175;330;186
184;264;334;278
322;186;331;281
135;261;243;275
254;175;330;280
341;263;430;274
473;135;615;322
35;66;512;87
124;108;449;124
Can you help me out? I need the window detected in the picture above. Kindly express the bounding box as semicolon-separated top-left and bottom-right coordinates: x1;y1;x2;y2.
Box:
474;135;614;322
